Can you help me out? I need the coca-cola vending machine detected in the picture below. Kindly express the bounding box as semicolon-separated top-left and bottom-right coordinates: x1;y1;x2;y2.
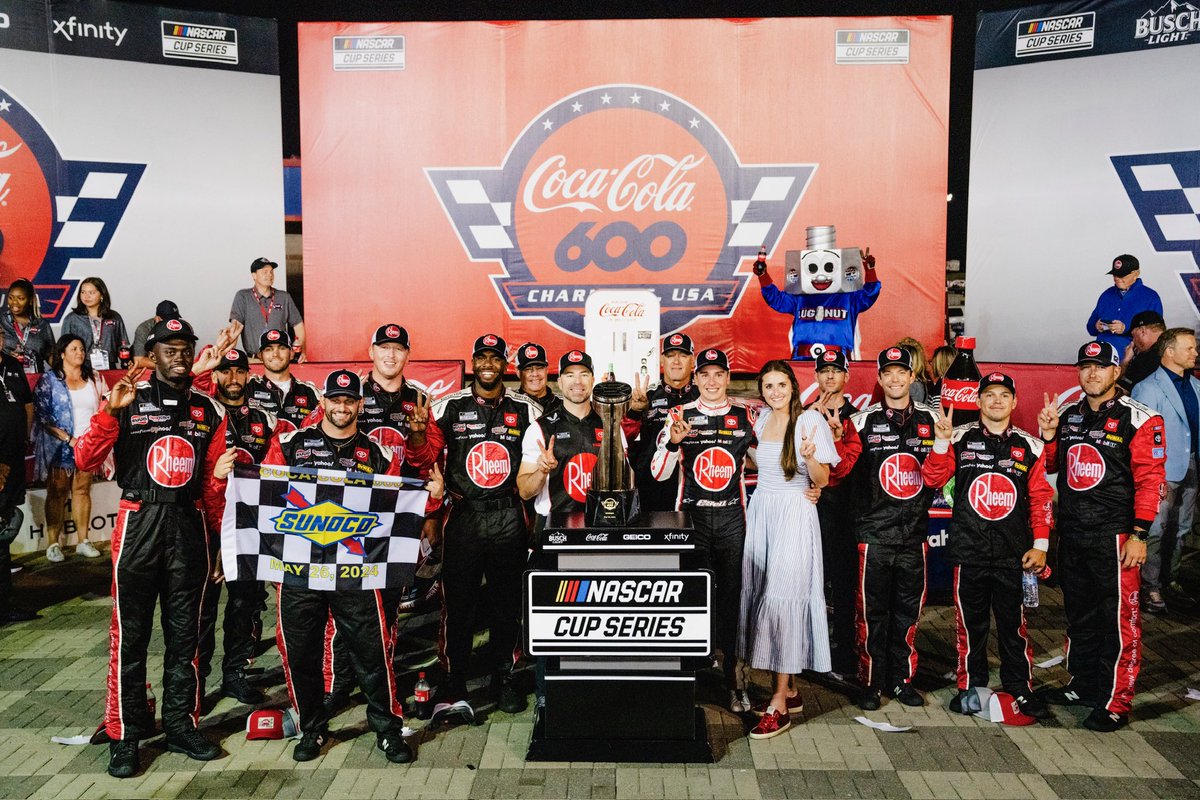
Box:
584;290;661;384
940;336;981;425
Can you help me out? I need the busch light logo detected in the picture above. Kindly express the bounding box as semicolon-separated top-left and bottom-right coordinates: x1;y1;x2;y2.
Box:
427;85;814;334
0;88;144;320
1111;149;1200;314
1135;1;1200;45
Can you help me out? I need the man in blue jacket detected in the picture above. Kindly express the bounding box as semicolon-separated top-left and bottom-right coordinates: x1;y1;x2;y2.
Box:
1131;327;1199;614
1087;255;1162;354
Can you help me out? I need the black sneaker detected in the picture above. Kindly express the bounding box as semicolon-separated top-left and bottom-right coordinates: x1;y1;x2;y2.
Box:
293;730;328;762
1013;692;1053;720
949;689;970;715
494;672;528;714
166;729;220;761
858;688;882;711
0;608;39;624
1039;684;1097;708
1083;707;1128;732
107;739;139;778
377;732;414;764
221;671;265;705
892;683;925;707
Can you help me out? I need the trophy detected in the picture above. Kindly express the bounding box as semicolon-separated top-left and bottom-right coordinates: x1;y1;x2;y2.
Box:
586;381;641;526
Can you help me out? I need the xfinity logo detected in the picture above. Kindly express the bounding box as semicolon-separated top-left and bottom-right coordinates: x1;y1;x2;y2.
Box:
53;16;128;46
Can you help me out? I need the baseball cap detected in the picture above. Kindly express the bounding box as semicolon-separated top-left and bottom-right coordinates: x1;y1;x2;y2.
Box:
323;369;362;399
215;348;249;371
259;328;294;351
558;349;594;374
516;342;548;370
155;300;179;319
978;371;1016;395
1130;310;1165;329
146;317;198;347
877;346;913;371
815;347;849;373
970;688;1037;727
1076;340;1120;367
250;257;278;273
245;709;299;740
662;333;695;355
472;333;507;359
695;348;730;372
372;324;410;348
1108;254;1140;276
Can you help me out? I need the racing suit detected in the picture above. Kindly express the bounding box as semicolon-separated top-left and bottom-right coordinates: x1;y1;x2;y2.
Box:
622;380;699;513
515;387;562;418
652;398;755;687
921;423;1054;694
0;353;30;619
433;388;539;689
74;376;228;741
847;401;939;691
263;428;407;736
1043;395;1165;714
245;374;321;428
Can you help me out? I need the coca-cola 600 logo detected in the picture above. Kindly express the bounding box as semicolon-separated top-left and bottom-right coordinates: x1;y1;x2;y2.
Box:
0;87;144;319
427;85;814;334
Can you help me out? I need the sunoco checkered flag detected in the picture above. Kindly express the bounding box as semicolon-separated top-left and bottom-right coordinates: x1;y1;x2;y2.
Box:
220;462;428;591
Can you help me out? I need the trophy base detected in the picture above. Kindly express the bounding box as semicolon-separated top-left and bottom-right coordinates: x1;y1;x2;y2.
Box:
585;489;640;527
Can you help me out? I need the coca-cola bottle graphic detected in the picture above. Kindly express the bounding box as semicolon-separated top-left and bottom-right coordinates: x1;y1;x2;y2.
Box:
940;336;981;425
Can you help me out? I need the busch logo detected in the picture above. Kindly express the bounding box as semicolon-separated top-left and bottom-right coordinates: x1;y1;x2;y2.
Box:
967;473;1018;521
427;85;813;334
693;446;736;492
1066;443;1106;491
563;452;598;503
598;301;645;318
1134;2;1200;44
941;379;978;409
879;452;922;500
0;86;146;319
466;440;511;488
146;435;196;488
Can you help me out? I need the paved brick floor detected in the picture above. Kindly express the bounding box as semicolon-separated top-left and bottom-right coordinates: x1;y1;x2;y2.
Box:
1;547;1199;799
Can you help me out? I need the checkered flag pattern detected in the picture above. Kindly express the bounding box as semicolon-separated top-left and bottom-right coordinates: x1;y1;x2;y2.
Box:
1112;150;1200;256
52;160;145;254
727;170;801;249
426;168;514;257
220;463;427;591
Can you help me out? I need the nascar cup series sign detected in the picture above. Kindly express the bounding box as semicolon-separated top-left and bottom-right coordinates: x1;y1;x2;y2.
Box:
427;85;813;336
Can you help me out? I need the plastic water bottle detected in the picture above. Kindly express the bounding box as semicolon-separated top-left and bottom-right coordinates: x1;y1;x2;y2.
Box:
414;672;431;720
1022;570;1040;608
146;683;156;717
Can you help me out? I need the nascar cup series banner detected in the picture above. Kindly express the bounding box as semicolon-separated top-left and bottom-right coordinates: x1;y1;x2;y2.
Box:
298;19;951;371
0;1;283;347
969;0;1200;363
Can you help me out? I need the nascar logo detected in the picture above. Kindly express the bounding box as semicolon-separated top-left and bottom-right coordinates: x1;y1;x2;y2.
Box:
161;20;239;64
555;578;684;604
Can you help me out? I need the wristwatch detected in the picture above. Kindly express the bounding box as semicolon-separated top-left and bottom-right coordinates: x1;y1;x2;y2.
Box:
1131;528;1149;542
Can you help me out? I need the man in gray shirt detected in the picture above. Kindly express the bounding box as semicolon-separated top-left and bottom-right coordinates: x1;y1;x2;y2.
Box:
229;257;305;360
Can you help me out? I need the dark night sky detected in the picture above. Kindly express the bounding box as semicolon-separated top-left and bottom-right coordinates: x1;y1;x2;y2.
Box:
129;0;1041;260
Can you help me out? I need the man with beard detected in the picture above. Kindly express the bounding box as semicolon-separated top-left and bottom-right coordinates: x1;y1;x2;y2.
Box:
434;334;540;714
74;318;236;778
623;333;699;513
514;342;562;416
247;328;321;427
1038;341;1165;731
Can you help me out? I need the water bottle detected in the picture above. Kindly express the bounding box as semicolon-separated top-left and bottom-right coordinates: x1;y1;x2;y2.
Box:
414;671;431;720
1022;570;1040;608
146;682;156;717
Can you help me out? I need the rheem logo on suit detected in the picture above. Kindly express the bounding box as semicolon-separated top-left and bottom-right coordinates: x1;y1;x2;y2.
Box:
162;21;239;64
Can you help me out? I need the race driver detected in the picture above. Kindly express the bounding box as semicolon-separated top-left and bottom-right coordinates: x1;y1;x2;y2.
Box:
1036;340;1166;731
247;328;321;427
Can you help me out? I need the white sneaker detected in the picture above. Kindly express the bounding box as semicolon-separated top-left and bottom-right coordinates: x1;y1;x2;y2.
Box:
77;541;102;558
46;544;65;563
729;689;751;713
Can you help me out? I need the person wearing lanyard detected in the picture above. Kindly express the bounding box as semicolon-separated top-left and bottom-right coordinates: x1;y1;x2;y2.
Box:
0;279;55;373
229;258;305;361
59;277;130;372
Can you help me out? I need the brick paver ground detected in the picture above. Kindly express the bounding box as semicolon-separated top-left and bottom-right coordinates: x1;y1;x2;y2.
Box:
2;546;1199;799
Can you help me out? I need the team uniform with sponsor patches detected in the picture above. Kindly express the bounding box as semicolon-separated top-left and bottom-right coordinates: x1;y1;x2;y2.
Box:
434;387;540;690
74;378;229;743
521;406;609;519
847;401;939;692
515;387;563;417
262;427;408;738
921;423;1054;696
246;374;321;428
651;399;756;687
1043;395;1166;715
622;380;700;513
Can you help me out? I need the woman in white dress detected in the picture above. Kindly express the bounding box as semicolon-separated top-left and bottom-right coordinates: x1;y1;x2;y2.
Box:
738;359;839;739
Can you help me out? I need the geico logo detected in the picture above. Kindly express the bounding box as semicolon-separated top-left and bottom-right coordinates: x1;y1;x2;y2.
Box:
556;579;684;604
623;533;651;541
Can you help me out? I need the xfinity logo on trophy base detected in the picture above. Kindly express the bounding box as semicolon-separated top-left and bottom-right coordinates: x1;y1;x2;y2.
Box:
53;16;128;46
427;85;814;336
1136;1;1200;45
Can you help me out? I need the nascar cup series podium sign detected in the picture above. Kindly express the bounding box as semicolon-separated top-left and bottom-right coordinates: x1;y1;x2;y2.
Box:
298;19;951;370
0;2;284;348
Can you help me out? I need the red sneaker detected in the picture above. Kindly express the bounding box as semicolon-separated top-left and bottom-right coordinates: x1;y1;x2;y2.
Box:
752;693;803;717
749;707;792;740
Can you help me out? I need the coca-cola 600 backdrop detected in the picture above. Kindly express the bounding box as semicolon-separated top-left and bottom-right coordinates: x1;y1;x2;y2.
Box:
299;18;951;370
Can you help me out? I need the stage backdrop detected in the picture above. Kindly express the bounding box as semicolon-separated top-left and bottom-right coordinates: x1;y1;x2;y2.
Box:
298;18;951;371
968;0;1200;363
0;1;284;346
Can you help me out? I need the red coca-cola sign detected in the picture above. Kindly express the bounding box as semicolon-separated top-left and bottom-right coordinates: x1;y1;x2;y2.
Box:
693;446;736;492
563;452;598;503
146;435;196;488
466;441;512;488
967;473;1018;521
1066;443;1106;491
941;378;978;409
878;452;922;500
